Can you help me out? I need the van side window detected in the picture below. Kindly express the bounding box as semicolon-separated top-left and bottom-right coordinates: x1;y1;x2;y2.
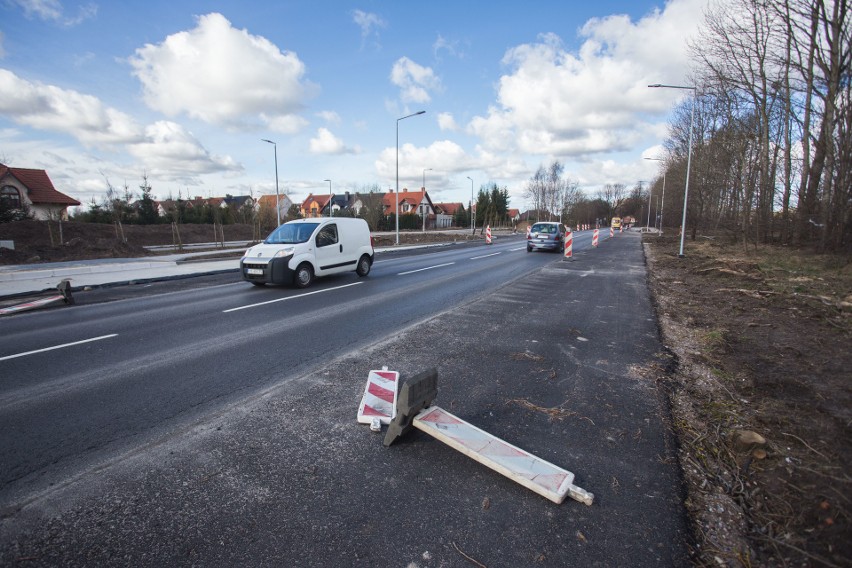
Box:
316;224;338;247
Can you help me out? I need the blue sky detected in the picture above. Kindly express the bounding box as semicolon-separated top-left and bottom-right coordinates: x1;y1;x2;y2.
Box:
0;0;708;211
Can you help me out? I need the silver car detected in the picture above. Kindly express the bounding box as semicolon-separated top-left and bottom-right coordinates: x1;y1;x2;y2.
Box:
527;222;567;252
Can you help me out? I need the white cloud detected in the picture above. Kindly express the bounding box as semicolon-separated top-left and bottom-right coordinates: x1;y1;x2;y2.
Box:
437;112;458;131
127;121;242;180
390;57;441;104
0;69;242;185
0;68;144;147
352;9;386;42
309;127;358;155
467;0;704;159
128;12;317;130
262;113;309;134
10;0;96;26
433;34;463;60
375;139;473;181
316;110;341;124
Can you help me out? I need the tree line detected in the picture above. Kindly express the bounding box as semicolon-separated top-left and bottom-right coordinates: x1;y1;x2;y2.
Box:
671;0;849;251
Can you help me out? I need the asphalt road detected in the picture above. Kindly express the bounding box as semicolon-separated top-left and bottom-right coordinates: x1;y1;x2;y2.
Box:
0;230;691;566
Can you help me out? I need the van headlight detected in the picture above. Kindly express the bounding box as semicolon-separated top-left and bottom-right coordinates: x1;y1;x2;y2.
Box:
273;247;295;258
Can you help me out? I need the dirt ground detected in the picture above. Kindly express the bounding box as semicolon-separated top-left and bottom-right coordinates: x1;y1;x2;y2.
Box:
0;220;481;264
2;220;849;566
644;234;851;567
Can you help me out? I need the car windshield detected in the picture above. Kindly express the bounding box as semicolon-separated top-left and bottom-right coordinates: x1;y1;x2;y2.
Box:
531;223;556;234
264;223;319;244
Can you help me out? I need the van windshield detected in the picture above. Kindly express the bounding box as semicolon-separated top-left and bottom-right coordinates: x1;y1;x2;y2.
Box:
264;223;319;244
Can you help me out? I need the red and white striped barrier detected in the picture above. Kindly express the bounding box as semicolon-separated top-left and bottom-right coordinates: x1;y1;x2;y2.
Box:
563;230;573;260
610;227;614;238
357;367;400;425
525;225;531;238
485;225;492;244
0;294;65;316
592;229;599;247
413;406;594;505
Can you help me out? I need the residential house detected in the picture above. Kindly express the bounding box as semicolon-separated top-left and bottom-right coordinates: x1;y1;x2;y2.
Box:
382;189;435;216
328;192;355;216
348;192;387;217
507;208;521;224
257;193;293;221
222;195;254;210
0;163;81;220
434;202;464;228
382;189;437;229
300;193;331;218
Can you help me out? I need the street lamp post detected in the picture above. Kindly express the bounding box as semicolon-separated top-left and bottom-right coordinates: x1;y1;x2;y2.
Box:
422;168;432;232
396;110;426;245
644;181;652;231
323;179;332;216
261;138;280;226
648;83;696;257
466;176;474;235
644;157;667;235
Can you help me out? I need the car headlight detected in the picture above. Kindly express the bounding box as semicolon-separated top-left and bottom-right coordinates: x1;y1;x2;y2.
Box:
273;247;295;258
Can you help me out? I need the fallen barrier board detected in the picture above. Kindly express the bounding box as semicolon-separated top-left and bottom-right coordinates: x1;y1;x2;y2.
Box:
0;294;65;316
356;368;400;425
412;406;594;506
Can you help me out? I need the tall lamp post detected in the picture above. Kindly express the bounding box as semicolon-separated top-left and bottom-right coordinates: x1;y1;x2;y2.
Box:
261;138;280;226
396;110;426;245
422;168;432;232
466;176;474;235
323;179;332;216
644;157;667;235
649;83;696;257
642;181;652;231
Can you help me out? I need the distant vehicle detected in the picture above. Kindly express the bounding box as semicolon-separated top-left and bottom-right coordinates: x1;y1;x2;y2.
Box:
240;218;374;288
527;221;568;252
611;217;622;230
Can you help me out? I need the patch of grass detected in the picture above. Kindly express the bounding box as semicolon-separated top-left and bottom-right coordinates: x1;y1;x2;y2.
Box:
701;329;729;354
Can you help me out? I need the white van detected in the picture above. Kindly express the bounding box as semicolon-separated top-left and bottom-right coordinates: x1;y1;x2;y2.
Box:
241;217;374;288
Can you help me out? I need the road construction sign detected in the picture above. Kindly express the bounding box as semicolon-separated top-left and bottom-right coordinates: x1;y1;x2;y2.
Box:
357;367;400;425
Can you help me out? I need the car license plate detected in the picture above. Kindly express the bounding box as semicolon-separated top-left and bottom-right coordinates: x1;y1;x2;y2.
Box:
247;268;263;275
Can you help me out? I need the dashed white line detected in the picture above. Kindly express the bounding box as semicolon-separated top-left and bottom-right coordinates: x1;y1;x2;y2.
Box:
0;334;118;362
397;262;455;276
470;252;501;260
223;282;363;312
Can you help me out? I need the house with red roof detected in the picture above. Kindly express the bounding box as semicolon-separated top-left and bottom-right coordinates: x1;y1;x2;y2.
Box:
433;202;465;228
257;193;293;220
0;163;81;220
300;193;331;218
382;189;435;217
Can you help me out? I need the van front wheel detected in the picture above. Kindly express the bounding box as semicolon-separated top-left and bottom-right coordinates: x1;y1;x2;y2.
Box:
294;263;313;288
356;255;372;277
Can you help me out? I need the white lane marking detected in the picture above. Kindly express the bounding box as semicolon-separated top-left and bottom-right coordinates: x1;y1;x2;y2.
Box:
224;282;363;313
510;247;526;251
397;262;455;276
0;334;118;362
470;252;501;260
